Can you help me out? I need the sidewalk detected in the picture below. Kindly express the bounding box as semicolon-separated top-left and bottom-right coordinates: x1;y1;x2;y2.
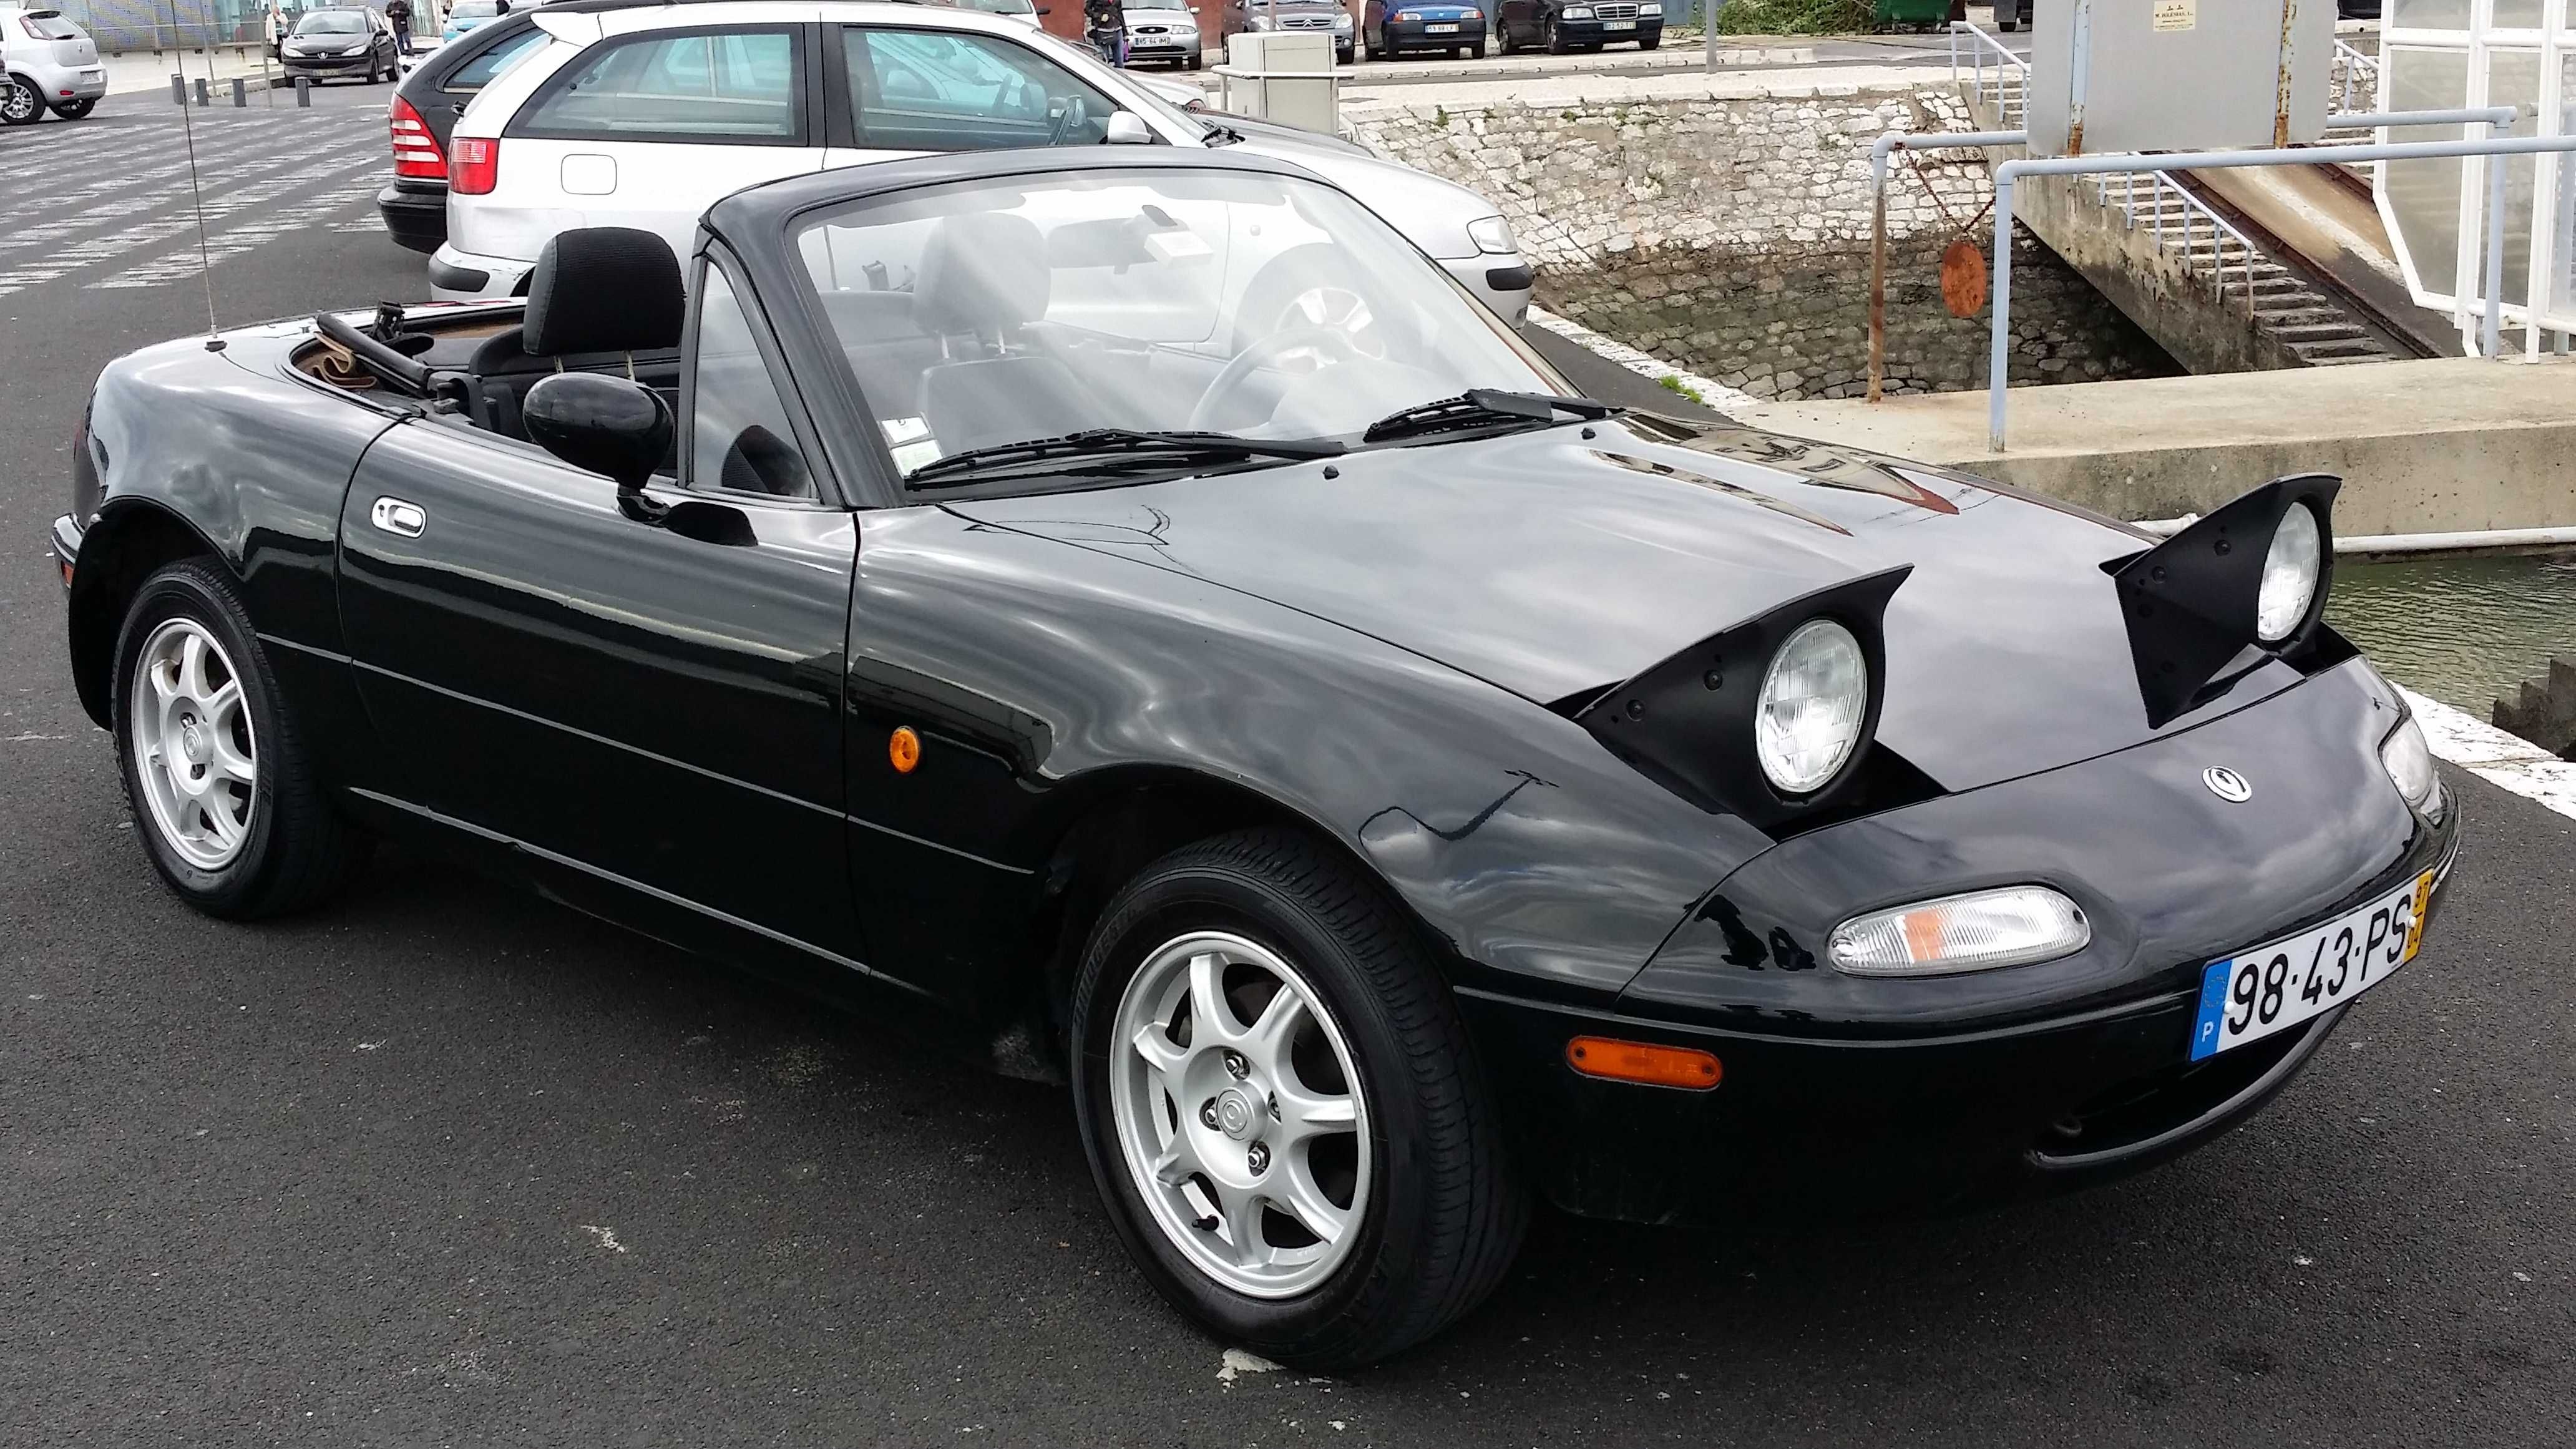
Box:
100;41;426;97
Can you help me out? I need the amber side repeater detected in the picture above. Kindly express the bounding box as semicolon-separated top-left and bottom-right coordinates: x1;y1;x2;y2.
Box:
889;726;922;774
1566;1036;1722;1090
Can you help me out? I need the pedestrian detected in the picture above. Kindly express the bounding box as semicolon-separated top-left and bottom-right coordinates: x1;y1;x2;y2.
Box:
1085;0;1126;67
386;0;412;56
263;2;284;61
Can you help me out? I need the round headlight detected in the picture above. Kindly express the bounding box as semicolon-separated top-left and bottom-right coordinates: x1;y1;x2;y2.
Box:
2256;502;2323;642
1755;618;1868;794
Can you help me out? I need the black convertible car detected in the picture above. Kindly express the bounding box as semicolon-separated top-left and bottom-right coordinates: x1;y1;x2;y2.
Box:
51;149;2456;1365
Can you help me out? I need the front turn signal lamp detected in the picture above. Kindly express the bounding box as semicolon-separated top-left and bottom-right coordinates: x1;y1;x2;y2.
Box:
1828;886;2090;977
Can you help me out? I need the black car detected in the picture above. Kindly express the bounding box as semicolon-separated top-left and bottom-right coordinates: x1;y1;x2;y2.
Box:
1495;0;1661;52
279;6;402;84
379;9;552;254
53;147;2456;1366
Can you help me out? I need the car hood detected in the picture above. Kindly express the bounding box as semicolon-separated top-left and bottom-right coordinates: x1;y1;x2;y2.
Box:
1225;130;1493;258
944;417;2310;794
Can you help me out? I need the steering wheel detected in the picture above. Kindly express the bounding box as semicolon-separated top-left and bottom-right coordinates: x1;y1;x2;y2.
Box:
1188;326;1361;431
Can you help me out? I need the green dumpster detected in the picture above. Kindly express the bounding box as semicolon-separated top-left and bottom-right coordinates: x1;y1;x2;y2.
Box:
1875;0;1961;31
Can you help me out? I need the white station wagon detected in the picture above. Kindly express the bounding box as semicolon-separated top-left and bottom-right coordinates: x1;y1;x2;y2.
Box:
430;1;1533;327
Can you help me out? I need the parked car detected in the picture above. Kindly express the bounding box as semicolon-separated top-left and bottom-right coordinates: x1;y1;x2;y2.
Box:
1992;0;2031;29
1122;0;1204;70
1494;0;1659;52
53;145;2458;1368
948;0;1051;29
0;4;104;125
1222;0;1352;65
1361;1;1486;60
380;9;553;254
281;6;404;85
442;0;512;43
428;2;1531;326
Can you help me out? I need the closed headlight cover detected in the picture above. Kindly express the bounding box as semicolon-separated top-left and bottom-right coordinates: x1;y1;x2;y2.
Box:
1466;215;1515;254
2257;500;2323;642
1755;618;1868;794
1830;887;2092;976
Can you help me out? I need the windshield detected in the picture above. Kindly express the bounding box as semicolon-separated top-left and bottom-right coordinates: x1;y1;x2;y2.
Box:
295;11;371;32
794;168;1564;489
953;0;1038;12
1126;0;1189;9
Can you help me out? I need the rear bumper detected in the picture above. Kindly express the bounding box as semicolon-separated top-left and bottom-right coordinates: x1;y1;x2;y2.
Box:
428;242;530;301
21;60;107;100
378;182;448;254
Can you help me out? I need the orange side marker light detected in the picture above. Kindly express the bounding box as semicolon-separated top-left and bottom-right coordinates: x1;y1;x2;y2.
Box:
1566;1036;1721;1090
888;726;922;774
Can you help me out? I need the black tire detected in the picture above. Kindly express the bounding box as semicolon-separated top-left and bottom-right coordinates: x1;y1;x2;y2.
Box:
111;560;369;919
1498;21;1516;52
1638;33;1658;49
49;97;95;119
1544;19;1569;53
1070;828;1525;1367
0;74;42;125
1471;38;1487;58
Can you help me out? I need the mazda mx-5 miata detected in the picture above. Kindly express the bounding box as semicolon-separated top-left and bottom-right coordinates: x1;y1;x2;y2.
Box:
51;149;2456;1365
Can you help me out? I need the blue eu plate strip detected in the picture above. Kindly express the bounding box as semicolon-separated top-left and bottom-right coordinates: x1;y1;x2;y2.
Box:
2190;960;2233;1061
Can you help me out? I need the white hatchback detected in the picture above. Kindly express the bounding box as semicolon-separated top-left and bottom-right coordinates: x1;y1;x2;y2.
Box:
429;1;1530;324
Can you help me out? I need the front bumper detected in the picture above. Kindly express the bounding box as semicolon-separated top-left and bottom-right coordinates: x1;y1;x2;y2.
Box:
1463;661;2461;1223
1441;251;1531;328
1384;19;1486;49
428;242;532;301
49;514;81;591
378;182;448;254
1124;31;1203;62
281;52;380;76
1556;17;1662;44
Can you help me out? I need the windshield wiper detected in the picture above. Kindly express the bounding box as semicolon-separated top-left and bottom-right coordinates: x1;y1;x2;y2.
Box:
906;428;1343;488
1200;121;1247;146
1360;389;1616;444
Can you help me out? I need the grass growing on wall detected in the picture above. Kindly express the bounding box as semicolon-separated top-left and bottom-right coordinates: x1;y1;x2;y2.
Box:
1712;0;1876;34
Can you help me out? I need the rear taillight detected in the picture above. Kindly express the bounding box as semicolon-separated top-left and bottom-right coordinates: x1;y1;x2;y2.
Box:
449;135;499;195
389;94;446;181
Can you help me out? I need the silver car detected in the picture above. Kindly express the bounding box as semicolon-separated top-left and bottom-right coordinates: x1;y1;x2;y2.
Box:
1123;0;1206;70
0;5;105;125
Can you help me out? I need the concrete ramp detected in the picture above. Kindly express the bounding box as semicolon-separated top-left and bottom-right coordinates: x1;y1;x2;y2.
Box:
1740;353;2576;534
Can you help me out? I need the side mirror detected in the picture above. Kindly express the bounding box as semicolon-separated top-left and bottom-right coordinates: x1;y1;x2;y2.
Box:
1037;4;1051;11
523;373;671;493
1104;110;1152;144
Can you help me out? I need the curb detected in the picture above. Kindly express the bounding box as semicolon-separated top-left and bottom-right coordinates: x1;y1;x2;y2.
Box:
1525;304;1762;413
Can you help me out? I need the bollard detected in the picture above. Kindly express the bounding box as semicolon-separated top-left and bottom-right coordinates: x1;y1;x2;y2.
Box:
294;76;311;107
170;73;185;104
192;76;209;106
230;76;246;107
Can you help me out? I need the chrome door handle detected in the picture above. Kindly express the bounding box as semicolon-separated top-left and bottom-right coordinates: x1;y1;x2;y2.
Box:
369;497;426;539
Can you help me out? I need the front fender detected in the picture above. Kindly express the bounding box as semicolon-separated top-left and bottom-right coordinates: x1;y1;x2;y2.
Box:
841;505;1772;1002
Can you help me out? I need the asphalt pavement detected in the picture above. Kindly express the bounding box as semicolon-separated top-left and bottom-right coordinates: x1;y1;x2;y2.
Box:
2;92;2572;1448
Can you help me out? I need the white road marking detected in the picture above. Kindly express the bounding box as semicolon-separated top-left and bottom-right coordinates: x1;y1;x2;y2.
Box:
578;1224;629;1254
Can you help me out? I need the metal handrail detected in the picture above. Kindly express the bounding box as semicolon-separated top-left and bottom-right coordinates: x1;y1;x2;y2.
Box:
1948;20;2027;127
2332;37;2381;115
2094;169;2261;308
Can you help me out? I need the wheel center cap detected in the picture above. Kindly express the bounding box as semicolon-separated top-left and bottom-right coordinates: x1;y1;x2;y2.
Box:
179;720;207;764
1214;1086;1260;1141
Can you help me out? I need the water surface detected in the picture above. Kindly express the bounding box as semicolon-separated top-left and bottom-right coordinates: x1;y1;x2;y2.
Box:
2330;554;2576;718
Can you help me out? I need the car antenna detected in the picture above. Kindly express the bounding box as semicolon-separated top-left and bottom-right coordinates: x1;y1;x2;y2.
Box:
167;0;225;352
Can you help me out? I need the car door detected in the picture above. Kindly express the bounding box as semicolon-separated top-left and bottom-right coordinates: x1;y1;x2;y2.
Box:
822;24;1120;169
334;248;862;967
498;23;826;273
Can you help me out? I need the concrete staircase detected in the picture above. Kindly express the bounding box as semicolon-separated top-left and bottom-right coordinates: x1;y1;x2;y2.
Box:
2112;182;2403;368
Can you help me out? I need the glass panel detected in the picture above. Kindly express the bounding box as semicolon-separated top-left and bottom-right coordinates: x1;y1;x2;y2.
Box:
2383;45;2472;300
2389;0;2475;31
445;27;548;91
2554;51;2576;321
2492;0;2549;28
691;268;817;499
525;31;799;139
2489;47;2544;310
845;29;1116;150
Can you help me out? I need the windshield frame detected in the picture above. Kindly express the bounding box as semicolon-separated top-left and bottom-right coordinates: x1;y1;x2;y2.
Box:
774;165;1578;505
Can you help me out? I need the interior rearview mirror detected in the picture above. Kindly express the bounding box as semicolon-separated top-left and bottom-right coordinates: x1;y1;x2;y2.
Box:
523;373;672;494
1104;110;1153;145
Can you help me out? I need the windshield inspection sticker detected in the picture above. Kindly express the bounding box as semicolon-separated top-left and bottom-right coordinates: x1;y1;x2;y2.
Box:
2152;0;2195;32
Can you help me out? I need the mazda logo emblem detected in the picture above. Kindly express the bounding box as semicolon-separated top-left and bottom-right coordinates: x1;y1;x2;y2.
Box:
2203;766;2252;803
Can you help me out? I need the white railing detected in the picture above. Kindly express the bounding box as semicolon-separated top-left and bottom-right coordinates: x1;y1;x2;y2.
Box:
2094;169;2263;306
2333;37;2382;115
1948;20;2028;127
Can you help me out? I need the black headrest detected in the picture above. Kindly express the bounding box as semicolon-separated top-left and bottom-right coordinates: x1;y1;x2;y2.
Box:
524;227;685;357
914;212;1050;337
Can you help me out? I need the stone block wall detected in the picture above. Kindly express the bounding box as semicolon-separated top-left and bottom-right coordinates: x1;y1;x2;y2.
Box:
1344;84;2180;402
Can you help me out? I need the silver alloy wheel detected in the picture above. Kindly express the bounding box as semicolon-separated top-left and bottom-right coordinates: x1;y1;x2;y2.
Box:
1110;930;1373;1299
128;617;258;870
0;77;37;125
1273;285;1388;369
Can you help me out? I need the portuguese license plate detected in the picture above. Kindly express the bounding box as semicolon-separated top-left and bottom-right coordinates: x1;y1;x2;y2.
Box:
2189;871;2434;1060
1425;22;1460;31
1604;17;1636;27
